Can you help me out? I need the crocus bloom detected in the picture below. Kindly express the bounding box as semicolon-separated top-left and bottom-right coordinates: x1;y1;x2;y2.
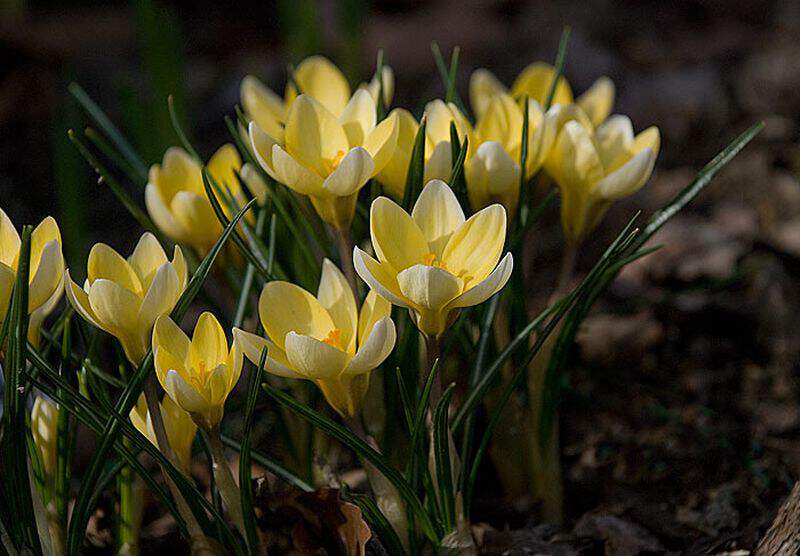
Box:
249;91;399;229
234;259;396;418
65;232;187;364
31;396;59;480
470;63;614;128
130;394;197;471
153;312;243;430
0;209;64;346
354;180;513;337
546;116;660;243
465;91;557;213
146;144;248;254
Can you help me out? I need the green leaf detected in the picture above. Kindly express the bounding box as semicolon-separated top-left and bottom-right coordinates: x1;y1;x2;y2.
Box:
375;49;387;121
432;385;456;531
261;383;440;543
68;82;149;182
402;117;427;211
543;27;571;111
239;349;266;553
222;435;313;493
349;492;407;556
430;43;467;115
168;94;201;161
447;123;468;207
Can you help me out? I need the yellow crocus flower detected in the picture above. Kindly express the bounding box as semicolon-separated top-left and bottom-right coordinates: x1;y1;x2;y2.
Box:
65;232;187;364
152;312;243;430
31;396;59;480
146;144;248;254
470;63;614;128
354;180;513;338
465;91;557;213
374;107;419;201
249;91;399;229
234;259;396;418
422;99;472;184
130;394;197;471
0;209;64;346
241;55;394;143
546;116;660;243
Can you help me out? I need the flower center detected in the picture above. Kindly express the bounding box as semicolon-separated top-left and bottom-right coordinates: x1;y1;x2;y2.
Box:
422;252;447;271
324;150;347;175
322;328;343;350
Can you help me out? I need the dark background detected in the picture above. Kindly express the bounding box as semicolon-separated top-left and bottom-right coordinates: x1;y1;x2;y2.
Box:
3;0;800;551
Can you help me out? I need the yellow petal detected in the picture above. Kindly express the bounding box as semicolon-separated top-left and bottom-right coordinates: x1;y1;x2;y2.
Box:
370;197;428;272
258;281;335;349
321;147;374;197
345;316;395;375
153;315;191;367
207;144;242;192
271;144;323;196
150;147;204;201
424;100;470;145
595;115;634;169
171;245;187;291
469;68;507;120
353;247;409;308
232;328;302;379
576;76;614;127
163;369;210;414
548;121;604;195
28;240;63;313
339;89;377;147
160;395;197;471
357;290;391;346
362;65;394;107
31;397;59;477
137;263;180;332
30;217;62;277
127;232;168;290
362;111;399;174
446;252;513;309
285;95;349;174
475;93;522;153
317;259;358;353
0;263;15;324
511;61;573;106
375;108;418;200
423;141;454;184
442;204;507;288
284;332;350;379
248;121;282;183
240;162;269;206
632;126;660;158
64;271;102;330
0;208;20;268
411;179;465;258
189;312;228;371
145;183;188;244
465;142;521;214
87;243;142;296
88;279;142;346
169;191;222;251
592;148;655;200
289;55;351;116
309;193;358;230
240;75;285;142
396;264;463;310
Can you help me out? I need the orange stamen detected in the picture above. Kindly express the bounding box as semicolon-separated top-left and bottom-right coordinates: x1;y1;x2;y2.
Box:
322;328;343;349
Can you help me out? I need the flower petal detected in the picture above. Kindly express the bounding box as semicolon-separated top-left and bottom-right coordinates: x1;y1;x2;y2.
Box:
207;144;242;192
464;141;521;214
592;148;656;200
353;247;409;308
88;278;141;338
396;264;463;310
127;232;168;289
595;115;634;169
153;315;191;366
441;204;507;287
469;68;507;120
576;76;614;127
446;252;513;309
30;216;61;276
370;197;428;272
190;312;228;370
317;259;358;353
289;55;351;116
362;111;399;174
145;183;188;244
284;331;350;379
241;75;285;142
339;89;376;147
64;270;102;330
321;147;374;197
170;191;222;251
87;243;142;295
28;239;63;313
232;328;302;379
547;120;604;196
137;262;180;333
511;61;573;106
411;179;465;258
271;144;323;196
163;369;210;414
248;121;282;183
259;281;335;349
285;95;349;173
0;263;15;324
357;290;392;346
345;317;396;375
0;208;20;268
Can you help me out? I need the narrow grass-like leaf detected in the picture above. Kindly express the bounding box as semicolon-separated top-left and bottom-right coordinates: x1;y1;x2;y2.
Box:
168;95;200;161
430;43;467;114
375;49;387;121
543;27;571;111
262;383;439;543
68;82;149;182
432;385;456;531
239;349;266;553
394;367;415;432
349;492;406;556
84;127;142;187
222;435;313;492
402;117;427;211
447;123;468;206
233;206;268;327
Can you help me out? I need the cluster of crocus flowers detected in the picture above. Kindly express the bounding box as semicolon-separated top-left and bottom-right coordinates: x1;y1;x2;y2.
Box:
130;394;197;471
234;259;396;418
0;209;65;346
146;144;262;255
354;180;513;338
545;115;660;243
152;312;243;431
65;232;187;364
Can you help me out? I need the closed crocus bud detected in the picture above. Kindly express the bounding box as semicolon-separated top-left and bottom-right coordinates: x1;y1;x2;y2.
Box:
65;232;187;364
466;92;557;213
146;144;247;254
422;100;472;184
31;396;59;481
153;312;243;431
234;259;396;419
360;65;395;109
0;209;64;346
240;75;286;144
130;394;197;472
284;55;352;116
546;116;660;243
249;92;399;230
471;64;615;129
375;108;419;201
354;180;513;338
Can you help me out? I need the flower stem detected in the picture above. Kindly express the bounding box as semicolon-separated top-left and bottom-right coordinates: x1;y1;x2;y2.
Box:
423;334;443;411
117;439;141;555
206;427;247;538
